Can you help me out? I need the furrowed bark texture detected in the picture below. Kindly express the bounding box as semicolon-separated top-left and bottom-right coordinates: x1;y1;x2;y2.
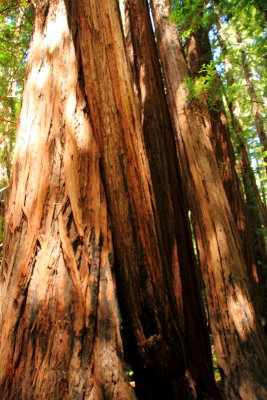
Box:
150;0;267;399
228;101;267;324
125;1;219;399
187;31;261;308
215;23;267;287
0;1;136;398
77;0;198;398
228;101;267;240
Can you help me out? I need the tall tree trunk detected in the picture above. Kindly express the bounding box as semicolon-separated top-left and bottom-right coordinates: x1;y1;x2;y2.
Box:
228;101;267;247
187;30;261;309
0;1;136;398
76;0;204;398
125;1;219;398
150;0;267;398
214;18;267;276
227;100;267;326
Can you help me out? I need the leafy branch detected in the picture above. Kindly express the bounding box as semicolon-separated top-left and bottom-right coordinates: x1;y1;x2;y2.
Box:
184;61;220;108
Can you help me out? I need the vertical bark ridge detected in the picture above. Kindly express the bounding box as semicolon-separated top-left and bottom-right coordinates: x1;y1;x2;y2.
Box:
77;0;201;398
0;1;136;398
214;23;267;319
186;30;262;312
150;0;267;398
124;1;219;398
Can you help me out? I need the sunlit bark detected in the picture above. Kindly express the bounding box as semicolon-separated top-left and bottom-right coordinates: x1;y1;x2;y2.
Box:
215;20;267;293
187;30;262;308
0;0;208;398
76;0;204;398
125;1;219;398
0;1;136;398
150;0;267;398
228;100;267;326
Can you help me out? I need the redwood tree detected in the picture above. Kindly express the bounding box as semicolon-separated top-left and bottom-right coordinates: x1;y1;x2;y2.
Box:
0;0;136;398
213;18;267;291
186;28;263;309
150;0;267;398
1;0;266;399
124;1;219;398
0;0;216;399
76;0;214;397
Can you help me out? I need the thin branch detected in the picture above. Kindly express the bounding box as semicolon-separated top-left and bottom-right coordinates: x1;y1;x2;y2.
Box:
0;117;17;124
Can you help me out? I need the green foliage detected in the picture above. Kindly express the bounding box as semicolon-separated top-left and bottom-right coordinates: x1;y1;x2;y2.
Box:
171;0;267;203
170;0;214;38
0;1;33;185
184;61;220;108
214;11;267;199
212;345;221;382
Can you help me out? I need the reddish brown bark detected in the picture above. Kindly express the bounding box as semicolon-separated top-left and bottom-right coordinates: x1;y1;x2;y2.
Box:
187;31;261;306
228;100;267;323
125;2;219;399
0;186;8;219
150;0;267;398
214;20;267;281
77;0;203;398
229;103;267;230
0;1;136;398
